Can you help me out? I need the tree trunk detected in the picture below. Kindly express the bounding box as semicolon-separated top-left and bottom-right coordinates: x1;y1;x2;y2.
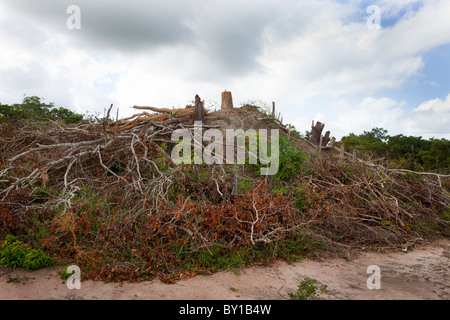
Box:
339;144;345;163
322;130;331;146
310;121;325;145
221;90;234;111
194;94;204;121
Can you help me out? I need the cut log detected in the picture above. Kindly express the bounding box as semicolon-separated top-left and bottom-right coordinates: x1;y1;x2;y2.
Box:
221;90;234;111
117;114;171;132
160;116;192;125
139;113;171;122
117;112;151;124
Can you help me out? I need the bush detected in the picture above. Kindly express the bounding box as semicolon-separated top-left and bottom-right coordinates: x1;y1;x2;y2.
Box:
288;278;328;300
250;135;307;181
0;235;53;270
60;265;72;280
274;136;307;181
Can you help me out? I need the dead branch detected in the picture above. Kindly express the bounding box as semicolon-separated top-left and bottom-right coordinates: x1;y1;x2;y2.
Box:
133;105;173;113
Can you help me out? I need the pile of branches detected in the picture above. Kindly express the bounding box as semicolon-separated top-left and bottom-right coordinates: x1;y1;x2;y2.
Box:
0;112;309;282
0;108;449;282
0;111;200;209
109;105;208;133
298;154;450;248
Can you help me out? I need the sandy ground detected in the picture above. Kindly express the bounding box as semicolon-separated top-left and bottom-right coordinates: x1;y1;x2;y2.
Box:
0;239;448;300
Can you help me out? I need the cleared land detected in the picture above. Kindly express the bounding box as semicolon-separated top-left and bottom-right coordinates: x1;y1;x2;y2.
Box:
1;238;448;300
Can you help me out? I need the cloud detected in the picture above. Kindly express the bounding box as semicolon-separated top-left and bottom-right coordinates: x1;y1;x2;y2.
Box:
0;0;450;140
2;0;195;52
299;94;450;140
377;0;424;19
257;0;450;101
377;0;450;58
405;94;450;137
3;0;449;91
330;97;405;138
185;1;272;77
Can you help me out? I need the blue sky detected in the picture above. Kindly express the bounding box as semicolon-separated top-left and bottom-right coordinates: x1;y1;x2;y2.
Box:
340;41;450;113
370;41;450;105
0;0;449;140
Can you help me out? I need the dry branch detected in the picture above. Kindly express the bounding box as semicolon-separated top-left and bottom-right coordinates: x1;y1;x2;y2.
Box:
133;105;173;113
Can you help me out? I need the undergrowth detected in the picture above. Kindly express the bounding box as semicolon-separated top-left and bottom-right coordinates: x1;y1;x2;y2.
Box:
0;235;53;270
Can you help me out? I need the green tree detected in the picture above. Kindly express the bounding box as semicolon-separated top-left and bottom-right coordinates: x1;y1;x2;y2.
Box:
340;128;449;173
0;96;83;124
341;128;388;158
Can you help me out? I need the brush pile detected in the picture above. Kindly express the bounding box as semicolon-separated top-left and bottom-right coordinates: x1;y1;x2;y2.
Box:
110;105;209;133
0;104;449;283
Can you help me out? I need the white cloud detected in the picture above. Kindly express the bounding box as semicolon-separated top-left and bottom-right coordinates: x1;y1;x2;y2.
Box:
377;0;424;18
405;94;450;137
377;0;450;57
0;0;450;140
330;97;405;138
255;0;450;101
297;94;450;140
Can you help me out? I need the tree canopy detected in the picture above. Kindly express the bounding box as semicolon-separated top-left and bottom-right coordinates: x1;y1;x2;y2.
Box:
340;128;450;173
0;96;83;125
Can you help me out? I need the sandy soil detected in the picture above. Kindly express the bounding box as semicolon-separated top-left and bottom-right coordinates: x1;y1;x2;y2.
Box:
0;239;448;300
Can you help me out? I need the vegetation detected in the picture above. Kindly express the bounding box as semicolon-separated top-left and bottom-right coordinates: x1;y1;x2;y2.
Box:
0;97;448;286
341;128;450;173
60;265;73;280
288;278;328;300
274;136;308;181
0;235;53;270
0;96;83;125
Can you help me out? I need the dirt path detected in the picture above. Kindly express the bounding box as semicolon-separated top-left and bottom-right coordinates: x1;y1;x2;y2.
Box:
1;239;449;300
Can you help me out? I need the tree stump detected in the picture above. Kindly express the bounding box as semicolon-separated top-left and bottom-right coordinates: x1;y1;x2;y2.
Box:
322;131;331;146
310;121;325;145
221;90;234;111
329;136;336;148
194;94;204;121
339;144;345;163
311;121;334;148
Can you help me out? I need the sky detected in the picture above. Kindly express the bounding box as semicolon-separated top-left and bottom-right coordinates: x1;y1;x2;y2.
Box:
0;0;449;140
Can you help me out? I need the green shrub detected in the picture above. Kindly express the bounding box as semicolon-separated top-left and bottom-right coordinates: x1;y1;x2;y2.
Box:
288;278;328;300
274;136;307;181
0;235;53;270
60;265;72;280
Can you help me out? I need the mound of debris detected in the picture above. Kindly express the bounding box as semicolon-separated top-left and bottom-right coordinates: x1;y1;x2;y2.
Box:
0;90;448;283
